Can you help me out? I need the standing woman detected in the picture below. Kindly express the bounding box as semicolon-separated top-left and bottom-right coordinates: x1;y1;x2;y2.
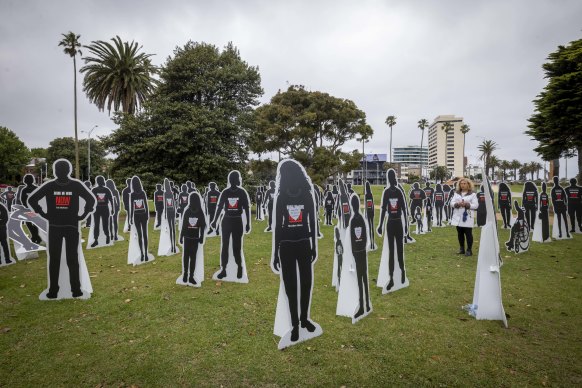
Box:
450;178;479;256
271;159;321;347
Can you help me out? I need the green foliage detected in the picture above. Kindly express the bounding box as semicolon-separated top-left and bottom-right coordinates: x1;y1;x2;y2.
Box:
429;165;450;182
104;41;263;192
247;159;277;186
81;36;159;115
478;139;498;178
250;85;373;185
526;38;582;180
47;137;106;181
0;126;30;182
29;147;48;159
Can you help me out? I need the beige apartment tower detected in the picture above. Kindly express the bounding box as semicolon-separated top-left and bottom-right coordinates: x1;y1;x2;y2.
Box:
427;115;465;178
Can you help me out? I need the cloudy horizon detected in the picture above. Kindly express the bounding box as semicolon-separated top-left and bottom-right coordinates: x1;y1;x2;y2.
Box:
1;0;580;177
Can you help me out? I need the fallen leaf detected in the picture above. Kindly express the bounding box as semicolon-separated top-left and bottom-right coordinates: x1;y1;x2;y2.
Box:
124;299;132;303
0;327;11;333
19;284;25;288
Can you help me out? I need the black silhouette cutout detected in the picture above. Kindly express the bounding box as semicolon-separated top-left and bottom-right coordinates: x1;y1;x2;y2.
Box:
506;200;530;253
129;176;150;262
28;159;96;299
522;182;538;231
476;185;487;227
565;178;582;233
210;171;250;281
163;178;178;254
264;181;276;231
538;182;550;242
1;187;16;211
19;174;42;244
271;159;320;348
121;178;132;232
551;176;570;238
498;182;512;229
377;169;407;292
105;179;121;241
0;202;14;266
349;194;371;319
364;181;376;250
179;192;207;286
434;184;445;226
90;176;114;247
324;192;334;226
206;182;221;235
425;197;433;232
153;184;164;228
409;182;426;224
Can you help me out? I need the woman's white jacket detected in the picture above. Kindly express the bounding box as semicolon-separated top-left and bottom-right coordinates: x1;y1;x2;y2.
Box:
449;191;478;228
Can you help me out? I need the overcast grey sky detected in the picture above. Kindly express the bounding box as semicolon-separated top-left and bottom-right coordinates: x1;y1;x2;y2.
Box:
1;0;580;177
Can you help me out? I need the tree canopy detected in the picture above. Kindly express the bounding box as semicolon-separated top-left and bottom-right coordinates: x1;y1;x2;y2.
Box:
249;85;373;185
104;41;263;191
47;137;107;182
526;38;582;180
0;126;30;183
81;36;159;115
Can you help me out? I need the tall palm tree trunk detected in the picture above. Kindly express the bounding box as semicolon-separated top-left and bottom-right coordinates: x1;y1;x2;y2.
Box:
420;129;424;180
389;125;393;163
462;134;466;177
74;55;80;179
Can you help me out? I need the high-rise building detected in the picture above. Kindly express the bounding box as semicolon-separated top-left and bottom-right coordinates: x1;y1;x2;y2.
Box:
427;115;465;178
393;146;428;165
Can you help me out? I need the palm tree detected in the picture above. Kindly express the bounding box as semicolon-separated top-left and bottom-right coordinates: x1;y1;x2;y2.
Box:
81;36;158;115
385;115;397;163
417;118;429;180
460;124;470;176
489;155;500;180
478;139;498;179
499;160;511;181
441;121;454;177
510;159;521;182
533;161;543;180
59;31;83;179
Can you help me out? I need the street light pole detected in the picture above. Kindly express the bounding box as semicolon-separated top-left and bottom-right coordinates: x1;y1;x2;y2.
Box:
82;125;98;182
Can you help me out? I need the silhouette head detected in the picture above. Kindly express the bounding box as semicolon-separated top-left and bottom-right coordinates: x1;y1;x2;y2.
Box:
553;176;559;185
105;179;116;192
269;181;275;189
541;182;547;193
6;186;12;192
164;178;172;192
53;159;72;180
181;184;187;192
228;171;241;187
425;181;430;188
131;176;143;192
334;227;340;240
278;160;311;196
326;191;333;201
570;178;577;186
365;181;371;195
387;169;398;187
209;182;217;190
156;184;161;190
436;183;442;191
126;178;131;186
96;175;105;186
350;194;360;215
84;181;91;189
413;182;419;189
23;174;35;186
524;181;536;192
188;192;203;212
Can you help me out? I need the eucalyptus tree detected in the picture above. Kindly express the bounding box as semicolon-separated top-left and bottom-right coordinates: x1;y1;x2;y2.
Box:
418;118;428;179
478;139;498;179
58;31;83;178
81;36;159;115
385;115;397;163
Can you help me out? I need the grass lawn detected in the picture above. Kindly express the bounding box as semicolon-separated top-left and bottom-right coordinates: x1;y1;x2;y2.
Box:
1;202;581;387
